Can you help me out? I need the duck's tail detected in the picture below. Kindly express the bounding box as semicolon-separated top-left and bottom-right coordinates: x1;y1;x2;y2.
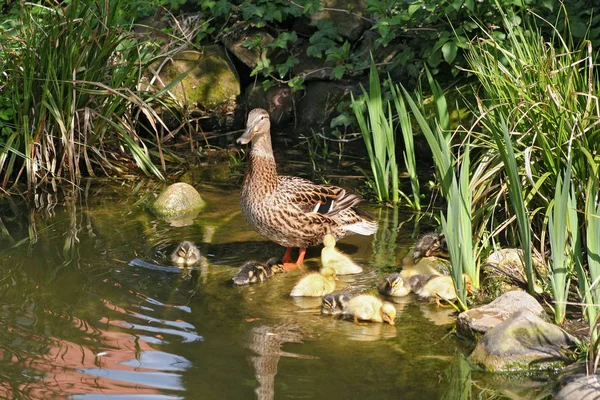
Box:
344;209;378;236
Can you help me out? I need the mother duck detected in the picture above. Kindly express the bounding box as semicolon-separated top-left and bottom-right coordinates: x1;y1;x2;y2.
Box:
237;108;378;272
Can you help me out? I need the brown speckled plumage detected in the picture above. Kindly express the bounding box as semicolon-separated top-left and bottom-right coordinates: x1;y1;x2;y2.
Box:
238;108;377;251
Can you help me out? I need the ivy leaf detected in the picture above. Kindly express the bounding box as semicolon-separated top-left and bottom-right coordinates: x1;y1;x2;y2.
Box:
277;56;299;78
442;41;457;64
269;31;298;49
332;65;346;80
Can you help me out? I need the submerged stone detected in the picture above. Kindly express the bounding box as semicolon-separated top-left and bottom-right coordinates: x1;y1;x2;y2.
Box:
555;363;600;400
457;290;545;340
151;182;205;219
468;309;576;372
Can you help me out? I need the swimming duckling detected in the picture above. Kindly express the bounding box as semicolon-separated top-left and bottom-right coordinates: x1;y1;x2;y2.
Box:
399;256;445;280
290;267;337;297
412;232;449;261
171;241;201;266
407;274;431;292
321;293;351;315
321;234;363;275
232;258;285;286
378;273;411;297
414;274;473;305
343;294;397;325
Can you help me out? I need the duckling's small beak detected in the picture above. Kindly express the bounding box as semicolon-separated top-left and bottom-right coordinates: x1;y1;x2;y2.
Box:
237;125;255;145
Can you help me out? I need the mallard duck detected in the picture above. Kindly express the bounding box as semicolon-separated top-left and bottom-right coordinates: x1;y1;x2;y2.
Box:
238;108;378;272
171;241;201;266
321;292;351;315
232;258;285;286
290;267;337;297
321;234;363;275
414;274;473;305
342;294;397;325
378;273;411;297
412;232;449;261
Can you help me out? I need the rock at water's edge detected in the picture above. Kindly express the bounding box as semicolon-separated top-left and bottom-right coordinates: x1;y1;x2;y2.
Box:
151;182;205;218
468;309;576;372
457;290;544;340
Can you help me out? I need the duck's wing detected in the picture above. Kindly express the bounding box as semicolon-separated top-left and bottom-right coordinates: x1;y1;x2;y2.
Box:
277;176;362;217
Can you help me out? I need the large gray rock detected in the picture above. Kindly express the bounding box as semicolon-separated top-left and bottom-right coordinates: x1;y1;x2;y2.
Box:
222;29;274;69
457;290;545;340
296;80;362;130
245;84;295;126
150;47;240;112
151;183;205;218
555;363;600;400
468;309;576;372
309;0;370;41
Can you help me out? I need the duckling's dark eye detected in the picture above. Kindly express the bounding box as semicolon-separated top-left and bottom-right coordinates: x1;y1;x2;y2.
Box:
260;116;265;120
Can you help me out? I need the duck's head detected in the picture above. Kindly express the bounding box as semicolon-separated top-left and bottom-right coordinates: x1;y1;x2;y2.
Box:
323;233;336;249
171;241;201;265
321;293;348;315
320;266;338;280
413;232;449;260
378;273;404;296
381;302;397;325
237;108;270;145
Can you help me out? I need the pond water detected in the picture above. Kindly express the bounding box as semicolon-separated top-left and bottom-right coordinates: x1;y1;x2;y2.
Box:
0;174;555;399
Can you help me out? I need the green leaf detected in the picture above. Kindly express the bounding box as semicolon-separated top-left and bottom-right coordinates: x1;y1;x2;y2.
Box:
332;65;346;80
442;41;458;64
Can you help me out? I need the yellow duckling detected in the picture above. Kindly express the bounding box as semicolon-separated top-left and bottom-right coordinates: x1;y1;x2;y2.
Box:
321;292;351;315
290;267;337;297
400;256;444;280
232;258;285;286
414;274;473;305
377;273;411;297
343;294;397;325
321;234;363;275
171;241;201;266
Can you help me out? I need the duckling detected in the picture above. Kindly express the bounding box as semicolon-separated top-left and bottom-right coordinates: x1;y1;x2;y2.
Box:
321;234;363;275
414;274;473;305
232;258;285;286
399;256;444;280
412;232;449;261
378;273;411;297
321;292;351;315
290;267;337;297
171;241;201;266
407;274;431;292
343;294;397;325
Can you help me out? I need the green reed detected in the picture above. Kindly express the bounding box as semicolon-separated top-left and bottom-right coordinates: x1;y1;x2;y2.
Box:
0;0;167;191
351;59;399;204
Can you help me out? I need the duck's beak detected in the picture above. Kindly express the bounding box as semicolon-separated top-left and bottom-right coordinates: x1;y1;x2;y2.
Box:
237;125;255;145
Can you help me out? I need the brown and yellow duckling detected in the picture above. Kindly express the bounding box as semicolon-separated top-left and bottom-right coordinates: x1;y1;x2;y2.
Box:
321;292;351;315
290;267;337;297
321;234;363;275
377;273;411;297
412;232;449;261
342;294;397;325
232;258;285;286
171;241;202;266
238;108;377;272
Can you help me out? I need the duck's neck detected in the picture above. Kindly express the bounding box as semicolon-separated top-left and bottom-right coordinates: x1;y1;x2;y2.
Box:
244;132;277;194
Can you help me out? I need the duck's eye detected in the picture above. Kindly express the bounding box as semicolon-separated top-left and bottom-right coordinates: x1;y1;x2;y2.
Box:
260;116;265;120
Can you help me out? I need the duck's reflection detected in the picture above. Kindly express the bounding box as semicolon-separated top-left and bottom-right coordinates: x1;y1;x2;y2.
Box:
247;323;315;400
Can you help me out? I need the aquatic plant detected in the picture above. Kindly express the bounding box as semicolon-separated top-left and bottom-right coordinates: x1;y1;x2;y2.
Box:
351;59;399;204
0;0;167;191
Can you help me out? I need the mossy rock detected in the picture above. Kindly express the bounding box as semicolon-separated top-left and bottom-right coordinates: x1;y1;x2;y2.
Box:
468;309;576;372
151;182;206;218
156;47;240;112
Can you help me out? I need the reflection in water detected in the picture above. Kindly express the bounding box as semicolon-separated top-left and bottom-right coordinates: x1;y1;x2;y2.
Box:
0;179;557;399
247;324;316;400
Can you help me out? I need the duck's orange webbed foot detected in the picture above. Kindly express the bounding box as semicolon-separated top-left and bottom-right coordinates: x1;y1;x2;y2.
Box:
282;248;306;272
